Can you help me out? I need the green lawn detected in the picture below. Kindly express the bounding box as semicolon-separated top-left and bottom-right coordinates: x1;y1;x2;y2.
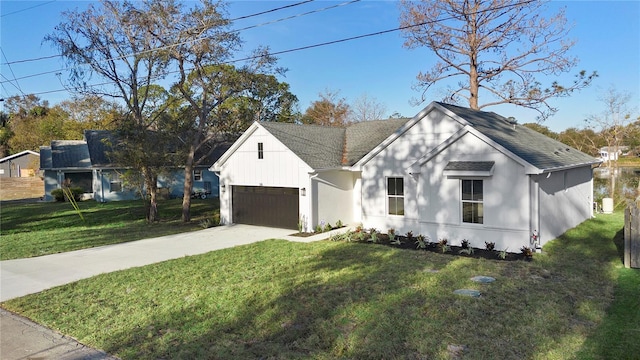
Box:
0;199;219;260
2;212;638;359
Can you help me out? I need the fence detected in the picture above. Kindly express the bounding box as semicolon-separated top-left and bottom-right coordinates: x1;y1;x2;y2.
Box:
624;205;640;268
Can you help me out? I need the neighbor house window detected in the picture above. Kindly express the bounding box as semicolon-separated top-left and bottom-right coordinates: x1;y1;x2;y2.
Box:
194;169;202;181
258;142;264;159
110;172;122;192
387;177;404;216
462;179;483;224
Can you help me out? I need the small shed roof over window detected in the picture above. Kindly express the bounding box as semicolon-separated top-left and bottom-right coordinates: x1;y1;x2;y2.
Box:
443;161;495;177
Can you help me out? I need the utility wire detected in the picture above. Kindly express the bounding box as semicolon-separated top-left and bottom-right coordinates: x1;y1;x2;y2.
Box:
0;0;358;85
2;0;316;66
8;0;536;98
1;0;56;18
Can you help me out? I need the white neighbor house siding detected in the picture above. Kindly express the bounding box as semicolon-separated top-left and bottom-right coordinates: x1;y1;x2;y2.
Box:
535;166;594;246
361;110;533;251
217;125;313;228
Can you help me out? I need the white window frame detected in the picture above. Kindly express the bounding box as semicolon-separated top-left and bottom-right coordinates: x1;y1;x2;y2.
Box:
387;177;404;216
461;179;483;224
194;169;203;181
110;172;122;193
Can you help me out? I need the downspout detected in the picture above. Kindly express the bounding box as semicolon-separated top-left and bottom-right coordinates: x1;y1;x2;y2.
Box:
530;175;541;252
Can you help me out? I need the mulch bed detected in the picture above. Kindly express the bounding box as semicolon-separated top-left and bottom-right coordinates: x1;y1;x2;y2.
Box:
361;234;529;262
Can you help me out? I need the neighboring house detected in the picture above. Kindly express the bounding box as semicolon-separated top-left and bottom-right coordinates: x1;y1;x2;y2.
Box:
40;130;227;202
598;146;629;162
212;102;601;252
0;150;40;178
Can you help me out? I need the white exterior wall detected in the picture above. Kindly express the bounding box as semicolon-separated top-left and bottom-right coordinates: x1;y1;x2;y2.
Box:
418;133;530;251
360;109;463;234
312;170;356;228
536;166;594;245
360;109;532;251
217;126;313;228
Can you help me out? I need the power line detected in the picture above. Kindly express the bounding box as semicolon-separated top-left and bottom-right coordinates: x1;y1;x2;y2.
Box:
6;0;536;99
1;0;360;85
0;0;56;18
1;0;317;66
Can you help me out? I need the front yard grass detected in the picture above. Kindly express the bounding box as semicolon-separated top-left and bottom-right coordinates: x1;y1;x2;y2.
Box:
3;212;638;359
0;198;219;260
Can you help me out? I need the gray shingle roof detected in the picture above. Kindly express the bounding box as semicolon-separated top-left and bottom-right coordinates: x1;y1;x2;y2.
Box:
444;161;495;172
345;118;411;165
50;140;91;169
260;122;345;169
260;118;411;169
437;102;600;171
84;130;117;167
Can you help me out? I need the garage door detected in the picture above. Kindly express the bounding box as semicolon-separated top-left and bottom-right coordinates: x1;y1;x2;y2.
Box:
232;186;299;229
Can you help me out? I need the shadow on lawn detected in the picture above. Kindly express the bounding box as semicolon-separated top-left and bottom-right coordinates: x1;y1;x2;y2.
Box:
93;214;625;359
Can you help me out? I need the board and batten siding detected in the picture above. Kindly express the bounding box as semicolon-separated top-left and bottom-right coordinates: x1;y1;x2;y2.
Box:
217;125;313;228
360;108;534;251
418;132;531;251
536;166;594;245
360;107;464;233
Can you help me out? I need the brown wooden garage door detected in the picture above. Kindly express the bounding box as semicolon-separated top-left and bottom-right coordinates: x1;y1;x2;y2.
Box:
232;186;299;229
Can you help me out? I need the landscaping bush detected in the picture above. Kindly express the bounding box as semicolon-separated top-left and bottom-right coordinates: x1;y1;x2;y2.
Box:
50;187;84;202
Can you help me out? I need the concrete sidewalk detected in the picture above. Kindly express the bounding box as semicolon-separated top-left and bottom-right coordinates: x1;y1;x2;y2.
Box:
0;224;348;360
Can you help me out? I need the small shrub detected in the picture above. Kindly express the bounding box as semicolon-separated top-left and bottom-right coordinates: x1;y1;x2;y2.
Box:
415;234;429;249
460;239;471;249
459;247;474;255
355;223;364;233
369;228;379;243
520;246;534;258
199;218;213;229
51;187;84;202
335;219;343;228
356;231;367;242
497;248;508;260
315;225;323;233
324;223;333;232
485;241;496;251
438;238;450;253
388;229;402;245
406;231;414;242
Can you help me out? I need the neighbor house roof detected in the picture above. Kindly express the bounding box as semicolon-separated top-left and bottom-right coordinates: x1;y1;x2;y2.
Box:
436;102;600;172
47;140;91;170
0;150;39;164
259;118;411;169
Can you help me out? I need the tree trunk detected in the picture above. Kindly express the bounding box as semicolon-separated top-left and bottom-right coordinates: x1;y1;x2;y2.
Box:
181;147;196;223
143;168;159;223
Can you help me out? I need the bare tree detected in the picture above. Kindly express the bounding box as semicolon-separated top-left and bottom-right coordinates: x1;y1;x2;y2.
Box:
585;86;637;198
399;0;596;120
351;93;388;122
46;0;174;222
302;89;352;127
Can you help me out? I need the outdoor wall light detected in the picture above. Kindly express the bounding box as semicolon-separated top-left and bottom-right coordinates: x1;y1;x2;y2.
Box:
301;187;306;196
221;183;226;192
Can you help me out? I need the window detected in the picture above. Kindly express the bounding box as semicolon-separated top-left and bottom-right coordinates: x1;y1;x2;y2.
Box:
194;169;202;181
110;172;122;192
462;179;483;224
258;142;264;159
387;177;404;216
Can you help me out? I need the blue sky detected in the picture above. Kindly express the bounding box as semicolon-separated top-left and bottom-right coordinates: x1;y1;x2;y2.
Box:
1;0;638;132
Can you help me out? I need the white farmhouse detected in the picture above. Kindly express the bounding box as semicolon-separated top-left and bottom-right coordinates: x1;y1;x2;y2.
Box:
211;102;600;251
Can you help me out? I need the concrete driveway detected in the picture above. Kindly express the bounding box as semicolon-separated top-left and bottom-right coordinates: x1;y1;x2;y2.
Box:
1;224;341;302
